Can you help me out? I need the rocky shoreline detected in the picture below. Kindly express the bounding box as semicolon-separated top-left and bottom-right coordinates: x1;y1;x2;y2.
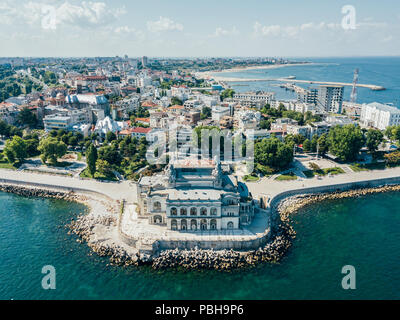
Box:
2;182;400;271
276;184;400;223
0;183;85;202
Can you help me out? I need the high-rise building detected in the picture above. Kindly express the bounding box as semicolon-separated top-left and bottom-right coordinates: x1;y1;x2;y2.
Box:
317;85;344;113
142;56;148;67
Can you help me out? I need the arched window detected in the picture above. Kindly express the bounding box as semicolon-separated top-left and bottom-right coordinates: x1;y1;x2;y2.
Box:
171;219;178;230
170;207;177;216
181;219;187;230
210;207;217;216
180;208;187;216
200;207;207;216
210;219;217;230
154;215;162;224
190;207;197;216
153;201;161;211
200;219;207;230
227;221;234;229
190;219;197;230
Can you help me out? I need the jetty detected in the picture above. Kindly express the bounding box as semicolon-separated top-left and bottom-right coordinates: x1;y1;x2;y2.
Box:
209;76;385;91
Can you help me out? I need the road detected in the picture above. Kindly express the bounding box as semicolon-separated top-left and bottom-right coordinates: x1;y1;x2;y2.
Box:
0;169;137;202
246;166;400;205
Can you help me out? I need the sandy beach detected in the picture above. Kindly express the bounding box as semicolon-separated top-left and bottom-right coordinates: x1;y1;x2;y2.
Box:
195;62;315;81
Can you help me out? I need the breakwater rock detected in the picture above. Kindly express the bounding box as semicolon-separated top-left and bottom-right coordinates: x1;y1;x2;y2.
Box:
276;184;400;222
0;184;85;202
152;234;292;270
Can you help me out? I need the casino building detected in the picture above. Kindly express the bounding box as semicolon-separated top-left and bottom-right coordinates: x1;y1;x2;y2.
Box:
137;158;254;231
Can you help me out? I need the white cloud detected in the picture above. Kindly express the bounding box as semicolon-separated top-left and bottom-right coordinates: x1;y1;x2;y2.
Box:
147;16;183;33
114;26;145;41
1;1;126;28
212;26;239;37
253;20;387;38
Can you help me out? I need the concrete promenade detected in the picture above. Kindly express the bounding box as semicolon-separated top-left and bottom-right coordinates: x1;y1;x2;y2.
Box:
0;169;137;202
246;166;400;207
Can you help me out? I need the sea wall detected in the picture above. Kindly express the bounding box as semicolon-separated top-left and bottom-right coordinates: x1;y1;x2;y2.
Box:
0;177;115;203
269;175;400;210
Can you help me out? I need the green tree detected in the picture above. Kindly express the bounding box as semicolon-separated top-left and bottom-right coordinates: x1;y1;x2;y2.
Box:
171;97;183;106
259;119;272;130
200;106;211;120
4;136;27;163
366;129;384;156
327;125;365;162
303;139;311;152
220;89;235;101
38;137;67;165
86;144;98;176
317;133;329;155
17;107;37;128
255;137;293;170
96;159;112;176
105;131;117;143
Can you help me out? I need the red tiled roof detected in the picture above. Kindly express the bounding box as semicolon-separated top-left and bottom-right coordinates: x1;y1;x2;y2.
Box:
132;127;152;134
135;117;150;123
169;105;184;110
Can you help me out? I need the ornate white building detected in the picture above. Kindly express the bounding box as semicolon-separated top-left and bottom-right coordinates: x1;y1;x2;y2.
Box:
137;158;254;231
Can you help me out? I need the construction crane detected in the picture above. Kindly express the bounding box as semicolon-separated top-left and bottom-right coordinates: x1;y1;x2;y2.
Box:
350;68;359;103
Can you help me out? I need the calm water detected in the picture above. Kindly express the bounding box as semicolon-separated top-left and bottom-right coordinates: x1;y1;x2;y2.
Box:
222;57;400;106
0;190;399;300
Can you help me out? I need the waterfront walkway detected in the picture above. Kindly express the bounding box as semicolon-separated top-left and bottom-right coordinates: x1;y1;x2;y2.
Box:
0;169;137;202
246;166;400;206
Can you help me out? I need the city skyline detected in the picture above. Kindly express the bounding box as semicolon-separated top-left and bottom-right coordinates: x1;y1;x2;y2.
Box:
0;0;400;57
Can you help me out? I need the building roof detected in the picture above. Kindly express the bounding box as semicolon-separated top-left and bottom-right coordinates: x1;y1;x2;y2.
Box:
135;117;150;123
365;102;400;113
167;189;223;201
132;127;152;134
173;158;215;168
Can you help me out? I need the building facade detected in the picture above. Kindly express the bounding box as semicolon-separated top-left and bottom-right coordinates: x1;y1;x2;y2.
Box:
137;158;254;231
360;102;400;130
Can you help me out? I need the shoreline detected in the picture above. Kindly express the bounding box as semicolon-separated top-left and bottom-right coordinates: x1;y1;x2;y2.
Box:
195;62;316;81
1;182;399;270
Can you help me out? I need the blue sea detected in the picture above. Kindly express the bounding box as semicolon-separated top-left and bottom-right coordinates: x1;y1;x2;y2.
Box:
219;57;400;107
0;190;399;300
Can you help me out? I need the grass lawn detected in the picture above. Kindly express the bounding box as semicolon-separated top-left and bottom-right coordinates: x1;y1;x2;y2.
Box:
80;168;118;181
0;159;22;170
303;167;345;178
350;162;386;172
0;162;17;170
321;167;345;175
243;174;260;182
275;172;298;181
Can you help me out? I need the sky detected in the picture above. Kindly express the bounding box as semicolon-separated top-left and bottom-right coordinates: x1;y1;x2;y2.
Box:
0;0;400;57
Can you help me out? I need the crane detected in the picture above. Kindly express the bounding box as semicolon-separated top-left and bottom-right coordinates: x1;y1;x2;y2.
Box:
350;68;359;103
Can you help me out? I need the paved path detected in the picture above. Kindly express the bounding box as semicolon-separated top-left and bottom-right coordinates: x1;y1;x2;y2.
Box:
246;166;400;205
0;169;137;202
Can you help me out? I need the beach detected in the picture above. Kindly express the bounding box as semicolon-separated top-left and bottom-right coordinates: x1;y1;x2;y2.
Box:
195;62;315;81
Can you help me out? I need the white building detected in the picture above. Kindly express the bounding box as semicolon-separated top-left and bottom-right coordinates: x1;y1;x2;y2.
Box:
137;158;254;231
360;102;400;130
212;105;232;122
232;91;275;107
235;109;261;130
